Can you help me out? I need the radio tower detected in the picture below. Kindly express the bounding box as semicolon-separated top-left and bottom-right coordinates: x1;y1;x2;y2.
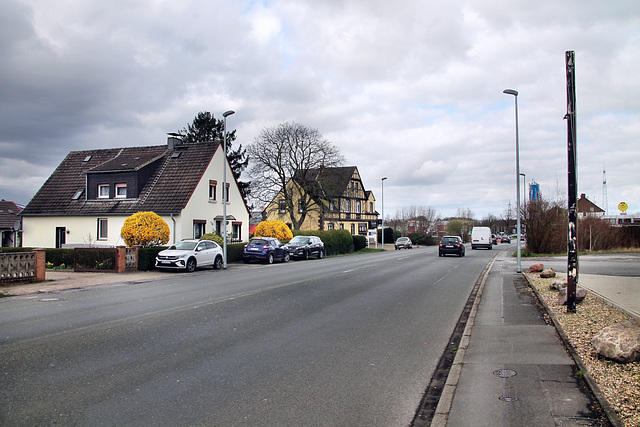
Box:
602;163;608;215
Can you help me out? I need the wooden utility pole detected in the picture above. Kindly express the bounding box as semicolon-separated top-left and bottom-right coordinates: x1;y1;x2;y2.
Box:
565;51;578;313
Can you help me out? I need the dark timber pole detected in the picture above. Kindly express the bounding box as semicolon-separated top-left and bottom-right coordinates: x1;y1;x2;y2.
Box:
565;51;578;313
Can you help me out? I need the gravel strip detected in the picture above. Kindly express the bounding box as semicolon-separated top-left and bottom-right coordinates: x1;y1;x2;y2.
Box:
525;272;640;427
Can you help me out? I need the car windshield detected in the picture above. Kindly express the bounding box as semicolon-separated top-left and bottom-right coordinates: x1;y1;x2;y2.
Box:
397;237;408;242
171;241;198;251
442;237;459;243
289;236;310;245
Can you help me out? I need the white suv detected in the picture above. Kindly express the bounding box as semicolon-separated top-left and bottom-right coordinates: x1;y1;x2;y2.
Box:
156;239;223;272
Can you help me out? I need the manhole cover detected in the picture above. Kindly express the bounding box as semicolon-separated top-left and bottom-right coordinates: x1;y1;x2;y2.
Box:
499;395;519;402
493;369;517;378
34;297;65;302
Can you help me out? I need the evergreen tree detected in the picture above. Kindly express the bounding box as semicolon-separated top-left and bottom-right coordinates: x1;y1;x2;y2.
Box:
177;112;250;201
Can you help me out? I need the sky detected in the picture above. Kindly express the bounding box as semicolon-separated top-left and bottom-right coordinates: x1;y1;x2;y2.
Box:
1;0;639;220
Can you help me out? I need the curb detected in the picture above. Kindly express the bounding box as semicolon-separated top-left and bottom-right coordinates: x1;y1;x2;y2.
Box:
524;274;624;427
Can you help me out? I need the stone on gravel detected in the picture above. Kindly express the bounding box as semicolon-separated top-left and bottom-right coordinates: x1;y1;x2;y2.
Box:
529;263;544;272
540;267;556;278
549;279;567;291
592;320;640;363
557;287;588;305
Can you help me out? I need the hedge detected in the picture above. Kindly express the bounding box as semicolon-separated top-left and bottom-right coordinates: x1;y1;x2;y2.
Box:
292;229;354;255
352;235;367;251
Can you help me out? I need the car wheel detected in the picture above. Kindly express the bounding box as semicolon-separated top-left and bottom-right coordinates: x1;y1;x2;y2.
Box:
266;253;274;264
318;250;324;259
304;250;309;260
283;252;290;263
186;257;197;272
213;255;223;270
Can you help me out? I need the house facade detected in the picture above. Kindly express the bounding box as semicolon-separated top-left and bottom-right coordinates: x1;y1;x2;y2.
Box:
21;138;249;248
263;166;379;235
577;193;605;219
0;201;23;247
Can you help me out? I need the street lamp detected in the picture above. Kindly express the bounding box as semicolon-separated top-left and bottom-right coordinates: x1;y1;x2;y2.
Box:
222;110;235;269
381;177;387;250
504;89;521;273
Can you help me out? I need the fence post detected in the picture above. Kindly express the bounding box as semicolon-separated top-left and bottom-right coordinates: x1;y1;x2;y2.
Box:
116;246;126;273
34;249;46;281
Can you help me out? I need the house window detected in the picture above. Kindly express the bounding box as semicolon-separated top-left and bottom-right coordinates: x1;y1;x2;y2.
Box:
350;224;355;234
370;202;373;212
345;199;351;213
224;184;230;203
279;200;287;213
340;223;344;230
359;223;367;234
72;189;84;200
98;218;108;240
98;184;110;199
209;180;217;201
115;183;127;198
329;201;335;212
233;222;242;241
328;223;334;230
356;201;361;213
193;220;206;239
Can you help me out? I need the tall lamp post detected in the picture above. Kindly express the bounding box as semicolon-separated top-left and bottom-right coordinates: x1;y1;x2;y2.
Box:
381;177;387;250
503;89;521;273
222;110;235;269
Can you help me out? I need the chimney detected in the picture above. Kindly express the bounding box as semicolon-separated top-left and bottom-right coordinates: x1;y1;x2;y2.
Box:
167;137;182;150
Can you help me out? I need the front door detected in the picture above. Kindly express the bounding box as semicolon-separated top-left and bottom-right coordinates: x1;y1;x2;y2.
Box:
55;227;66;248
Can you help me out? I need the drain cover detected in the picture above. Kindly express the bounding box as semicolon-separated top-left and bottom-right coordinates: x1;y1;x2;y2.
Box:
499;395;519;402
493;369;517;378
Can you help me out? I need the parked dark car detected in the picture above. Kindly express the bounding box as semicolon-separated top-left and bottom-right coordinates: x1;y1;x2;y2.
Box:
502;235;510;244
243;237;290;264
395;236;413;250
286;235;325;260
439;236;465;257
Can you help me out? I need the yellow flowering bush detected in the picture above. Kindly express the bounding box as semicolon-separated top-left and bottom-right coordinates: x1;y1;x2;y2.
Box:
120;211;170;247
200;233;224;246
254;220;293;241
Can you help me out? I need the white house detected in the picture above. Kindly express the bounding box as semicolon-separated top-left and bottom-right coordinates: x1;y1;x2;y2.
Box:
21;138;250;248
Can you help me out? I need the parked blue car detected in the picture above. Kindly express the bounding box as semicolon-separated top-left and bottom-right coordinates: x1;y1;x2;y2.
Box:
243;237;290;264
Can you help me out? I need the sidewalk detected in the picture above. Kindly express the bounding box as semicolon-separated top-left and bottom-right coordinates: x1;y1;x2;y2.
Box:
436;251;609;426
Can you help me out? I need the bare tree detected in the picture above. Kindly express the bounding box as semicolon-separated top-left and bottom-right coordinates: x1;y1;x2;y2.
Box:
247;122;344;230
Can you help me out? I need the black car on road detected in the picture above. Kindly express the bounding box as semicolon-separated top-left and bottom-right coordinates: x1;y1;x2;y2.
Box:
243;237;290;264
439;236;465;257
286;235;325;260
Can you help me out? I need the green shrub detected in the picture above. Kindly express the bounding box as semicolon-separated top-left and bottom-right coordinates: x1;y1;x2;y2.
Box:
46;248;75;267
293;229;353;255
138;246;167;270
200;233;224;246
227;242;246;263
74;248;116;271
353;235;367;251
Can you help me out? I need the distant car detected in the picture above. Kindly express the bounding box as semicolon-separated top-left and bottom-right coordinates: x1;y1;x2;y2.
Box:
491;234;498;245
439;236;465;257
286;235;325;260
395;237;413;250
155;239;223;272
243;237;290;264
502;235;510;243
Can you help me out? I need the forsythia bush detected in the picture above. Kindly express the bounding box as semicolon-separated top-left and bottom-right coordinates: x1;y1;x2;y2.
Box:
254;220;293;241
121;211;170;247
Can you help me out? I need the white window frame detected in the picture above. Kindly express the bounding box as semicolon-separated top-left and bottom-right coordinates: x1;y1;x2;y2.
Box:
209;180;217;201
98;184;110;199
97;218;108;240
115;183;127;198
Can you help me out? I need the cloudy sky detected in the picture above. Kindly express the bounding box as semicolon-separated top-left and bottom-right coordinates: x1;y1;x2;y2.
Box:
2;0;639;220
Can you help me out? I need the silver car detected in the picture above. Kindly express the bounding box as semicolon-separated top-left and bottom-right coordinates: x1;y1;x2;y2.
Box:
395;236;413;250
156;239;223;272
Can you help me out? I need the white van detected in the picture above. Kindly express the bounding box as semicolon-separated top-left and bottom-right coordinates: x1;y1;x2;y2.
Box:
471;226;492;250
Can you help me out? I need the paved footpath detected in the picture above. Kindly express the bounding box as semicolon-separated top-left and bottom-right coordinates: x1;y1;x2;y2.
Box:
436;251;606;426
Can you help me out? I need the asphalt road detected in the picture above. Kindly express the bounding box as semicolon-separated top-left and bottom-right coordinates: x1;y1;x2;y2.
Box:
0;245;497;426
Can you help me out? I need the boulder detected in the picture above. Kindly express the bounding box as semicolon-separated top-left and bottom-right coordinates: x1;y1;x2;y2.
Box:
540;267;556;278
549;280;567;291
592;320;640;363
557;287;588;305
529;263;544;273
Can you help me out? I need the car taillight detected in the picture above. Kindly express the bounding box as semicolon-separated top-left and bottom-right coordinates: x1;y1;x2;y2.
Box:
439;243;443;247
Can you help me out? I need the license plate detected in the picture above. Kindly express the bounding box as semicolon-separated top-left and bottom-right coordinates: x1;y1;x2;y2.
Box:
250;247;260;251
160;260;172;264
446;245;454;248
